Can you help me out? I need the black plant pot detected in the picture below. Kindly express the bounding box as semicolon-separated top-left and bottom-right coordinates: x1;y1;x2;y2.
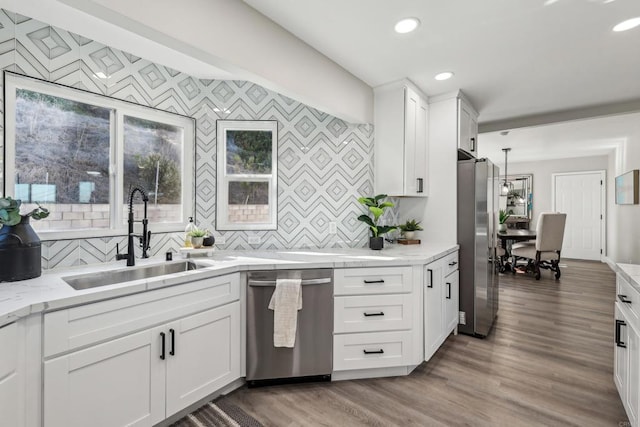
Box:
369;236;384;250
0;216;42;282
203;235;215;247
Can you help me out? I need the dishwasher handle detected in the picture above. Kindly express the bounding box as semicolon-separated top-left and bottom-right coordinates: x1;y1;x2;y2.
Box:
248;278;332;287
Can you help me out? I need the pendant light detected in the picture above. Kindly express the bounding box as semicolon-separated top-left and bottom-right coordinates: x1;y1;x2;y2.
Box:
501;148;511;196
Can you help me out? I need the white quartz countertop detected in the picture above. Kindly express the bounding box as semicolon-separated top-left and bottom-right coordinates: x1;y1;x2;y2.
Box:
0;242;457;328
618;263;640;290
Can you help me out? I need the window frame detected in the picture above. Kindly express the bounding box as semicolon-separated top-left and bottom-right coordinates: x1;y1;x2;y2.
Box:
216;120;278;231
3;72;195;239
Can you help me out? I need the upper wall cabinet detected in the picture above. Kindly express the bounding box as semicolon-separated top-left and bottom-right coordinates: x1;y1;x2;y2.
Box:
457;95;479;157
374;80;428;197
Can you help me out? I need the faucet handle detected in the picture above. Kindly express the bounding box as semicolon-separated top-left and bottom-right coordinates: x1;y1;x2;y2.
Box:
115;243;127;260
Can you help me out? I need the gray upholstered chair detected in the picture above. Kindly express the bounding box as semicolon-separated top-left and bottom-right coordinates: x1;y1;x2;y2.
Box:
511;212;567;280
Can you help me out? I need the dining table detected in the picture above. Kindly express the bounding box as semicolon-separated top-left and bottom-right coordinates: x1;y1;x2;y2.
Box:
497;229;537;272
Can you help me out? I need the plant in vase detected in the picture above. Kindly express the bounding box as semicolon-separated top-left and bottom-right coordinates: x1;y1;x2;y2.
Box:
498;209;510;233
187;227;208;249
399;219;423;240
0;197;49;282
357;194;397;250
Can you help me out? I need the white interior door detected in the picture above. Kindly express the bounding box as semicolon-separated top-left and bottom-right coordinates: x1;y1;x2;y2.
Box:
552;171;604;260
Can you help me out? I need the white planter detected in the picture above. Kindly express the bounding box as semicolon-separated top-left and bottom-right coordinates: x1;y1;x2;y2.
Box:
403;231;416;240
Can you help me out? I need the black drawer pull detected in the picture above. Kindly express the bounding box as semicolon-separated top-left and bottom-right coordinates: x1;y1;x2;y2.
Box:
160;332;166;360
363;349;384;355
616;319;627;348
448;261;458;267
427;269;433;288
169;328;176;356
417;178;423;193
446;282;451;299
364;312;385;317
364;279;385;284
618;294;632;304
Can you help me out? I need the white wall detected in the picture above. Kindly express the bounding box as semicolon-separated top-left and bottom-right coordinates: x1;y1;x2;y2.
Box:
497;155;609;228
610;126;640;264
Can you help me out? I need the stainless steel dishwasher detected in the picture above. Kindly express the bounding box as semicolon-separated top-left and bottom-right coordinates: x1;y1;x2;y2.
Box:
246;269;333;386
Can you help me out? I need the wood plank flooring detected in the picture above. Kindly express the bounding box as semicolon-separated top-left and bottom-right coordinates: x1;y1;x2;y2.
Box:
224;259;628;426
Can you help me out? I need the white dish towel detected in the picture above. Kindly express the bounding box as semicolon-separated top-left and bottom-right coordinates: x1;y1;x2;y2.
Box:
268;278;302;348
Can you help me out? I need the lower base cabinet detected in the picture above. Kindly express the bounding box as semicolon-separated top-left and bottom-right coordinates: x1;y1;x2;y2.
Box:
44;301;240;427
0;322;24;427
615;303;640;427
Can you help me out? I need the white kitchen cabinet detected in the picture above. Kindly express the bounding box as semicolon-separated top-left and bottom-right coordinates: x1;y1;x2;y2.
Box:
0;322;25;427
458;97;478;157
424;251;459;362
333;265;422;377
374;79;428;197
615;274;640;427
44;301;240;427
43;273;241;427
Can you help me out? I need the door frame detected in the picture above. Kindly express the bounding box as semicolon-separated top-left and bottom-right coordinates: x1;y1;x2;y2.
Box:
551;170;606;261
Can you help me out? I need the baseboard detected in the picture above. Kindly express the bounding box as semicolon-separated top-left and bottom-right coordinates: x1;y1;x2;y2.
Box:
331;365;416;381
602;255;617;272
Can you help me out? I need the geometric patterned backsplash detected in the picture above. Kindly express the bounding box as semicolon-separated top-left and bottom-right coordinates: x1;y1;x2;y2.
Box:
0;8;393;270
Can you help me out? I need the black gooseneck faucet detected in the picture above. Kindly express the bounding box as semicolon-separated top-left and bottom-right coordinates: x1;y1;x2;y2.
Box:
116;186;151;266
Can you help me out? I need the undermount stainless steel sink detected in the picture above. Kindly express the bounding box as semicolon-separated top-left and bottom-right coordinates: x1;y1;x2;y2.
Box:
63;261;203;290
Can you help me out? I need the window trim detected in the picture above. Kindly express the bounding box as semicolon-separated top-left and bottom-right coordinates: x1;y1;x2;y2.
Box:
216;120;278;231
3;72;195;240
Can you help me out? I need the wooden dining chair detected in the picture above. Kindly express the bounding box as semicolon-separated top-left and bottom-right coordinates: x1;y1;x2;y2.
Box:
511;212;567;280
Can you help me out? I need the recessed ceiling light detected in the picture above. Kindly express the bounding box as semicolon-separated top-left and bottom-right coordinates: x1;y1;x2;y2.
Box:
434;71;454;81
394;18;420;34
613;17;640;32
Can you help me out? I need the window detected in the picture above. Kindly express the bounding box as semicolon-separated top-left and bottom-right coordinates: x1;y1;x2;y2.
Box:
3;73;194;238
216;120;277;230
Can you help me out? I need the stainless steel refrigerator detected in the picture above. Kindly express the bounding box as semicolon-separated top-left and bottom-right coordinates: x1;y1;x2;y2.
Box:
457;158;499;337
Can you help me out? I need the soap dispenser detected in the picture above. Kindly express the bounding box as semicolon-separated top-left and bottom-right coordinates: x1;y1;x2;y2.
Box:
184;216;196;247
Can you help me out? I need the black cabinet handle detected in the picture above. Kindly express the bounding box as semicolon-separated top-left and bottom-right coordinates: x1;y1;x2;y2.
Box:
160;332;166;360
169;328;175;356
427;269;433;288
470;137;476;152
364;279;385;284
618;294;632;304
448;261;458;267
363;349;384;355
446;282;451;299
364;312;385;317
417;178;423;193
616;319;627;348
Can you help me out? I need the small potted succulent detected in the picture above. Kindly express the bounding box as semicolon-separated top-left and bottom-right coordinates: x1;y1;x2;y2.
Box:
0;197;49;281
187;227;208;249
498;209;510;233
357;194;397;250
399;219;423;240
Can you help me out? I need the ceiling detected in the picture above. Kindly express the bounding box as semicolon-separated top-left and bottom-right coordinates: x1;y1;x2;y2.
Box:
243;0;640;161
243;0;640;124
478;111;639;164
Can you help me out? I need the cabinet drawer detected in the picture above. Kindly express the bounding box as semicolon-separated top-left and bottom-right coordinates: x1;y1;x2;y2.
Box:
618;274;640;324
44;273;240;358
333;331;412;371
334;267;413;295
443;252;459;277
334;294;412;333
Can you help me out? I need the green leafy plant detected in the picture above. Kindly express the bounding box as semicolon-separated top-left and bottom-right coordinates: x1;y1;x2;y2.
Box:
499;209;511;225
0;197;49;226
357;194;397;238
187;227;208;238
399;219;423;233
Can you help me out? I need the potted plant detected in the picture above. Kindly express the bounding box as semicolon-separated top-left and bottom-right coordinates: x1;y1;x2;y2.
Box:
187;227;208;249
0;197;49;282
399;219;423;240
357;194;397;250
498;209;510;233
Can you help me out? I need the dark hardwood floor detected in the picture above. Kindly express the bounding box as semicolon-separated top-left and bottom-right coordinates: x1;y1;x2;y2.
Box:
224;259;628;426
